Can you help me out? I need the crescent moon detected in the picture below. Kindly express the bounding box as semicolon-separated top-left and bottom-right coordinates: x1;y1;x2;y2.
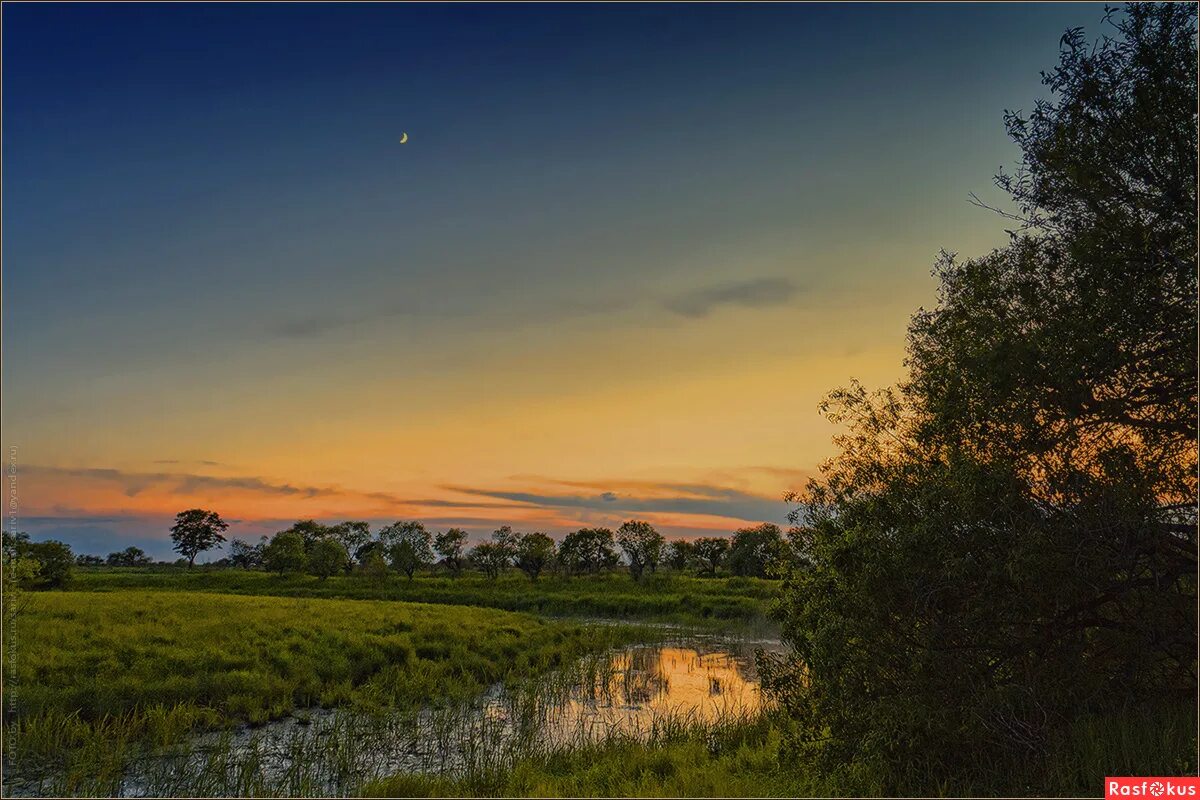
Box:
399;132;408;144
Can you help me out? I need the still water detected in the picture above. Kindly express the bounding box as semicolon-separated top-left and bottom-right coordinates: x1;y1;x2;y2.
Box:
6;636;782;797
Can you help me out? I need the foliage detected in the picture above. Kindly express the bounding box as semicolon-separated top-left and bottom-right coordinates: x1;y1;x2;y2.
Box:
360;548;390;586
434;528;468;575
616;521;665;581
692;537;729;577
513;532;556;580
725;524;784;578
328;521;372;557
105;547;152;568
557;528;619;576
168;509;229;568
2;550;40;627
765;4;1198;789
490;525;519;559
308;538;349;581
276;519;330;550
228;537;265;569
469;542;510;580
261;532;307;575
382;521;434;580
3;533;74;589
664;539;694;571
75;554;104;566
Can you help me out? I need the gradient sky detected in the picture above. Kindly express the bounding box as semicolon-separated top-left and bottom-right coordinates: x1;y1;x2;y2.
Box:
3;2;1104;558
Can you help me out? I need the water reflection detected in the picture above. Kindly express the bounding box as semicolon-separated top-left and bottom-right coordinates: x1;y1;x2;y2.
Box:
481;643;769;749
4;638;781;798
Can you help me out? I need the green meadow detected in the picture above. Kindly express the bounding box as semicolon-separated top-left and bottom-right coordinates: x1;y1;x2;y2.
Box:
70;567;776;629
3;588;656;795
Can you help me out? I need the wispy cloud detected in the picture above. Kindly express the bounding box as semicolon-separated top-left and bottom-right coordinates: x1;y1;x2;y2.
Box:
445;481;786;525
662;277;800;318
27;465;339;499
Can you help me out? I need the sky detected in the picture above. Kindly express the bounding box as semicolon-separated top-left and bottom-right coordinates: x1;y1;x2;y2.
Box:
3;2;1105;559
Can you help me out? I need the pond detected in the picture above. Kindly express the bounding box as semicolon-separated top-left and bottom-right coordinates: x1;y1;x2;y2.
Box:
4;635;783;797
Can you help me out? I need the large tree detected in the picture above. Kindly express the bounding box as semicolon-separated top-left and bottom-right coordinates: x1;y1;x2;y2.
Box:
513;532;556;580
308;538;349;581
765;4;1197;790
469;541;509;580
434;528;468;576
169;509;229;568
381;521;433;580
691;537;729;577
616;520;665;581
558;528;618;575
726;523;785;578
262;531;307;575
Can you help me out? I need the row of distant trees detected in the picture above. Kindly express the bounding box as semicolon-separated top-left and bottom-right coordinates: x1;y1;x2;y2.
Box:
2;509;792;590
220;516;791;582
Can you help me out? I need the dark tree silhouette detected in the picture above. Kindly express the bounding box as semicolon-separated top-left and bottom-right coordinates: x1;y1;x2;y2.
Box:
764;5;1197;788
169;509;229;568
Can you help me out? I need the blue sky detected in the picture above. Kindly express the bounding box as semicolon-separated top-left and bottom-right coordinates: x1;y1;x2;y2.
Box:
3;3;1105;559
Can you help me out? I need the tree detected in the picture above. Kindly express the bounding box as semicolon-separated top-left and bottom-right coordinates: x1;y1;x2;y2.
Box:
262;531;307;575
309;538;349;581
665;539;695;571
276;519;333;550
106;546;152;567
469;541;509;580
381;521;433;580
2;550;39;627
4;533;74;588
169;509;229;567
514;532;555;580
228;537;265;569
75;554;104;566
692;537;729;577
360;548;390;585
726;523;785;578
558;527;619;576
764;5;1197;789
379;520;426;548
616;520;665;581
434;528;468;575
355;539;385;565
491;525;518;558
328;521;371;560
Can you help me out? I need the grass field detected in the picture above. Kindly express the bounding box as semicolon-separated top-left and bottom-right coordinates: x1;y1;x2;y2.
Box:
69;567;777;628
3;589;654;794
10;573;1188;797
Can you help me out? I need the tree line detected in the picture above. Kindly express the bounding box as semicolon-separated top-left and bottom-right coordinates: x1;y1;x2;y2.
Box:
1;513;794;589
190;512;792;581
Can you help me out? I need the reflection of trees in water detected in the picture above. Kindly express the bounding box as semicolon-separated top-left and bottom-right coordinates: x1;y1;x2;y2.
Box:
617;647;671;705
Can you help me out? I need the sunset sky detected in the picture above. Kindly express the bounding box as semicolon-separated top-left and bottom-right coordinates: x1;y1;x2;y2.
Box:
3;2;1099;558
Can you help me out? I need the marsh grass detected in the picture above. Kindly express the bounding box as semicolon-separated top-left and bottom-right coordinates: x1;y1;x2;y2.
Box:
2;590;654;795
361;701;1198;798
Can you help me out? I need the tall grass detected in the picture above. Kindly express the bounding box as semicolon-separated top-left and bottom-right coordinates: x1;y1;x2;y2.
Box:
361;701;1198;798
2;590;653;794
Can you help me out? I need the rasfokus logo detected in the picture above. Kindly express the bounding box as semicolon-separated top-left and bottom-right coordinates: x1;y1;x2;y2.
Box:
1107;777;1200;798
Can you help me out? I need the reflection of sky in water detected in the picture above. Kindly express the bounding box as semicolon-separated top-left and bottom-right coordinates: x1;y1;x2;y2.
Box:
5;639;783;797
480;642;774;746
585;646;761;712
